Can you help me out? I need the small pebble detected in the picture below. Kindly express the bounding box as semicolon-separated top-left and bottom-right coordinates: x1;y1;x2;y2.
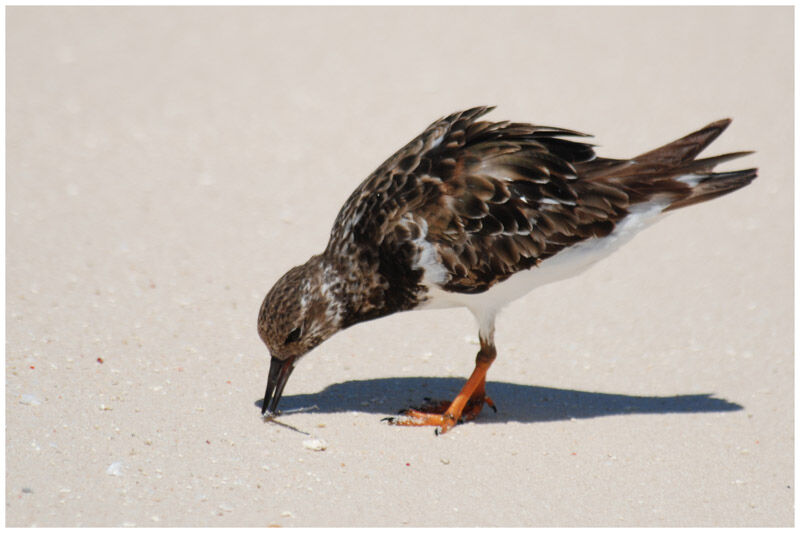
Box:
281;511;294;518
302;438;328;451
20;394;41;406
106;461;124;476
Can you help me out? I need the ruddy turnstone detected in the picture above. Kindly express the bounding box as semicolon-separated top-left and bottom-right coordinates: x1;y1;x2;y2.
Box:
258;106;756;434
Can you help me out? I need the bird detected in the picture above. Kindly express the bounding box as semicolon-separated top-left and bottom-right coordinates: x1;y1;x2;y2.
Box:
257;106;756;435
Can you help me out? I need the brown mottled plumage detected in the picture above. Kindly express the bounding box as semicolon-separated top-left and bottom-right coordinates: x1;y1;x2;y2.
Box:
258;107;756;434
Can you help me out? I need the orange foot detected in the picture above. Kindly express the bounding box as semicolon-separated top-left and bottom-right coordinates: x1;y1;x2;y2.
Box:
384;343;498;435
383;393;497;435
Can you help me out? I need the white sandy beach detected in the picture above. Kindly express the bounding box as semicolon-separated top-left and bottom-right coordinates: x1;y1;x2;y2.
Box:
6;6;793;526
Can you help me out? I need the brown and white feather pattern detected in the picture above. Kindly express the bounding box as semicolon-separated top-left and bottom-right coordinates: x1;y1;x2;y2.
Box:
322;107;755;325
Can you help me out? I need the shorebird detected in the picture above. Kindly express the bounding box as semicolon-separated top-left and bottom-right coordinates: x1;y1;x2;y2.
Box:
258;106;756;434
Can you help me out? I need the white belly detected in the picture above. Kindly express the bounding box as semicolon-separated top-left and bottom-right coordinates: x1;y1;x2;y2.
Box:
418;202;668;319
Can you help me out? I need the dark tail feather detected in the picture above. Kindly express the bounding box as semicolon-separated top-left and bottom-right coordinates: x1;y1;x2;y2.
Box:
663;168;758;212
634;119;733;165
683;150;755;173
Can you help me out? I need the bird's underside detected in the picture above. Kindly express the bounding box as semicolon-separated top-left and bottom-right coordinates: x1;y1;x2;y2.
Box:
258;106;756;435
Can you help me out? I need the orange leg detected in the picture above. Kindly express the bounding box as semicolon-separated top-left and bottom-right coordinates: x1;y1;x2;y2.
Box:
385;335;497;435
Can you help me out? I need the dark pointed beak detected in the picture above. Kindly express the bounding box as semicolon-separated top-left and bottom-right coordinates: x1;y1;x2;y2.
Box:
261;355;296;416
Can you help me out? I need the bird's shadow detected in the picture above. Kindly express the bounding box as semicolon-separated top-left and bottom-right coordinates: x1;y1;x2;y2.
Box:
254;376;742;423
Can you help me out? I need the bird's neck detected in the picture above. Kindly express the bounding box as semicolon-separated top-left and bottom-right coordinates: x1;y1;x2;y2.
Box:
319;248;426;331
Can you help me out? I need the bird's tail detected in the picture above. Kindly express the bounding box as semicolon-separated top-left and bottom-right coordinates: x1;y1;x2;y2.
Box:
633;118;757;212
588;119;757;212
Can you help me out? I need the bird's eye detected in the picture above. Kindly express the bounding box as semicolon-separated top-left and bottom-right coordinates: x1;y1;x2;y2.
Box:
284;327;302;345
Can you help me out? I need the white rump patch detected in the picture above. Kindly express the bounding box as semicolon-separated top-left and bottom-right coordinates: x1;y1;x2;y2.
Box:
675;173;703;187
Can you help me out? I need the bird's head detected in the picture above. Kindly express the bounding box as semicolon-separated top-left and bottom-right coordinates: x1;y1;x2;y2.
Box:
257;255;343;416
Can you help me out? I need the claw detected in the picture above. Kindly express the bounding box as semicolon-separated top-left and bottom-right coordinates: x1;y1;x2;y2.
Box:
482;395;498;413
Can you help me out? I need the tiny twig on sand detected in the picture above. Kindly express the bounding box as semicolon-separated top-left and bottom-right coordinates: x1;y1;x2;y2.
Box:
262;405;319;435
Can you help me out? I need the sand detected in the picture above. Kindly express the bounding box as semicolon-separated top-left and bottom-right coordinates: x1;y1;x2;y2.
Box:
5;6;793;527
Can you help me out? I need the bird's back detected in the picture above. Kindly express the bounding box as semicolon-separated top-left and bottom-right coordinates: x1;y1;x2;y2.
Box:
323;107;756;318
